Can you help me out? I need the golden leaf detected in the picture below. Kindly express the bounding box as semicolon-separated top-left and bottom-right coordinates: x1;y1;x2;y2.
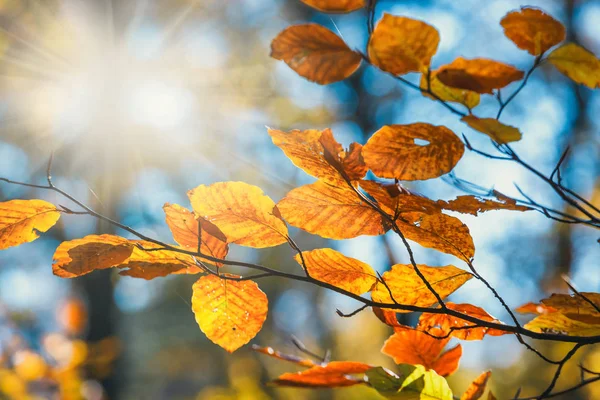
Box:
300;0;365;13
438;193;531;215
273;361;371;387
191;274;268;352
437;57;524;94
0;199;60;250
277;181;387;239
362;124;464;181
524;312;600;337
368;13;439;75
117;241;201;280
548;43;600;89
188;182;288;248
271;24;362;84
420;70;480;109
501;7;565;55
295;248;377;295
371;264;472;310
461;115;522;144
359;180;441;216
460;371;492;400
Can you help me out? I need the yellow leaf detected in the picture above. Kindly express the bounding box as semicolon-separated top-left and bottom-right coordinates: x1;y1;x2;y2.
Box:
277;181;387;239
371;264;472;310
437;57;524;94
164;203;228;265
300;0;365;13
524;312;600;336
271;24;362;84
273;361;371;387
52;234;133;278
438;193;531;215
461;115;522;143
188;182;288;248
368;13;439;75
541;293;600;321
362;124;464;181
460;371;491;400
420;70;480;109
191;274;268;352
548;43;600;89
0;199;60;250
118;241;202;280
295;248;377;295
501;7;565;55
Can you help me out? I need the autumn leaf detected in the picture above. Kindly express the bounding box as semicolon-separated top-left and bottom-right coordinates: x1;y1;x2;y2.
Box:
548;43;600;89
272;361;371;387
373;307;402;327
418;303;510;341
515;302;556;315
188;182;288;248
461;115;522;144
420;70;480;109
524;313;600;337
460;371;491;400
300;0;365;13
342;142;369;181
163;203;228;265
359;180;441;217
366;365;453;400
295;248;377;295
501;7;565;55
0;199;61;250
270;24;362;85
368;13;439;75
539;293;600;323
52;235;133;278
277;181;386;239
371;264;472;309
437;57;524;94
117;241;201;280
362;124;464;181
191;274;268;352
382;327;462;377
438;193;531;216
252;345;318;368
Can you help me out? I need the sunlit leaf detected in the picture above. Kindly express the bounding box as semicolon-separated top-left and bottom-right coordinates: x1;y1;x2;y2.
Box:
368;14;439;75
191;274;268;352
0;199;60;250
437;57;524;94
501;7;565;55
373;307;402;327
362;124;464;181
371;264;472;310
52;235;133;278
540;293;600;322
460;371;491;400
277;181;387;239
515;302;556;315
382;327;462;377
272;361;371;387
295;248;377;295
524;312;600;337
300;0;365;12
461;115;522;144
188;182;288;248
271;24;362;84
117;241;201;280
366;365;453;400
359;180;441;216
438;193;531;216
420;70;480;109
548;43;600;89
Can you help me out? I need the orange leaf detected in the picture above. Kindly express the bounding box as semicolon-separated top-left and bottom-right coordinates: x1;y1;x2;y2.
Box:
191;274;268;352
461;115;522;144
362;124;464;181
270;24;361;84
501;7;565;55
437;57;524;94
0;199;60;250
539;293;600;324
164;203;228;265
515;302;556;315
117;241;202;280
300;0;365;13
272;361;371;387
420;70;480;109
548;43;600;89
418;303;510;341
524;312;600;336
460;371;492;400
373;307;402;327
368;13;439;75
342;142;368;181
277;181;387;239
252;345;318;368
188;182;288;248
371;264;472;310
295;248;377;295
359;180;441;216
438;193;531;216
381;327;462;377
52;235;133;278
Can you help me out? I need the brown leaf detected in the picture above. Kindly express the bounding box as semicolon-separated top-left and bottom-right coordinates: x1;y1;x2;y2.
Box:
300;0;365;13
117;241;202;280
296;248;377;295
501;7;565;55
277;181;387;239
548;43;600;89
271;24;362;84
0;199;61;250
359;180;441;216
420;70;480;109
371;264;472;310
437;57;524;94
362;124;464;181
460;371;492;400
368;13;439;75
438;193;531;216
188;182;288;248
461;115;522;144
342;143;368;181
272;361;371;387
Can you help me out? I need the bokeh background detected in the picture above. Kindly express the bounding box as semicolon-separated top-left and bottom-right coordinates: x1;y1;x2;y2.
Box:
0;0;598;399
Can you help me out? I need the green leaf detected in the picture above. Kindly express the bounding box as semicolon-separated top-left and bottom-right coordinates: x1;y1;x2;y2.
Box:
366;365;453;400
